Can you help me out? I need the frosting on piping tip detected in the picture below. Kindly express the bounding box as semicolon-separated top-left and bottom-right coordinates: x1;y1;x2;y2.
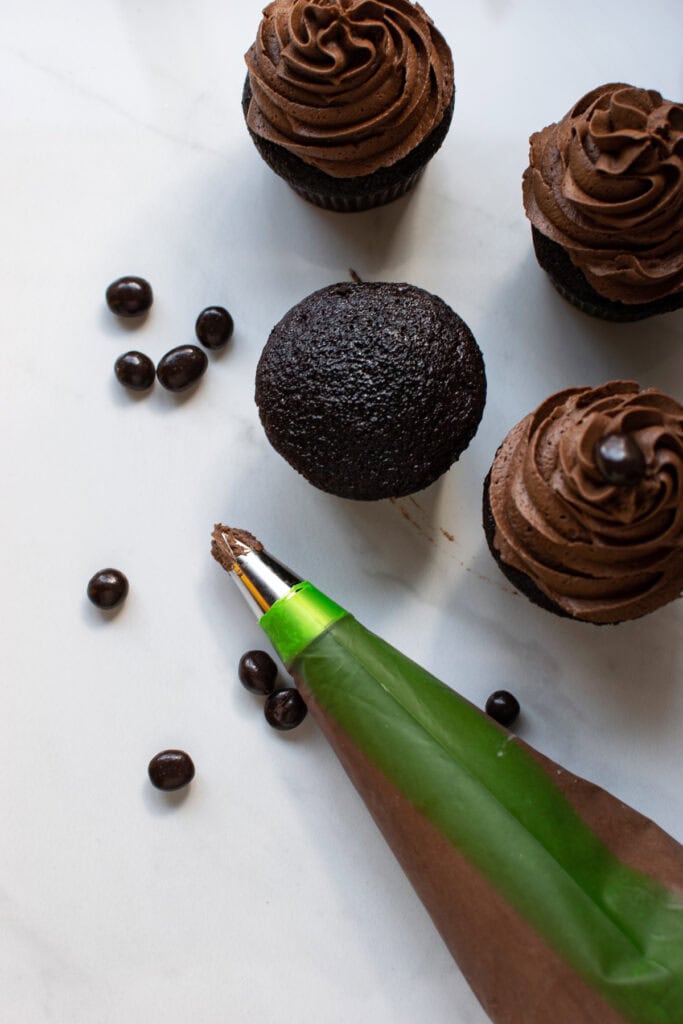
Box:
489;382;683;623
523;83;683;304
245;0;454;177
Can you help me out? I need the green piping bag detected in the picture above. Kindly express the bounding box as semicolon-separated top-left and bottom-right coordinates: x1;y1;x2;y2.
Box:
211;526;683;1024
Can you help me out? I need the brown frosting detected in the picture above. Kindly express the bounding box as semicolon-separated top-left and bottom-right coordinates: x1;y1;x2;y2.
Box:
523;83;683;304
245;0;454;177
489;382;683;623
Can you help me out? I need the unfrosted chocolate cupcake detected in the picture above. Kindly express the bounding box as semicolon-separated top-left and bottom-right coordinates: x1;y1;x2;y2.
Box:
523;84;683;321
243;0;454;212
256;282;486;499
484;383;683;624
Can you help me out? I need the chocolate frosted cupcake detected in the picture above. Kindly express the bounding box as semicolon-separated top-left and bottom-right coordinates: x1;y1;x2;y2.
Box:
243;0;454;211
256;281;485;499
523;84;683;320
484;382;683;624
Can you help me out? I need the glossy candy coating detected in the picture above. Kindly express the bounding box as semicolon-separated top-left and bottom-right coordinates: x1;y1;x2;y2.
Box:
485;690;521;728
148;750;195;791
264;688;308;730
156;345;208;392
87;568;129;610
114;351;155;391
238;650;278;695
594;433;646;486
196;307;234;350
106;276;153;317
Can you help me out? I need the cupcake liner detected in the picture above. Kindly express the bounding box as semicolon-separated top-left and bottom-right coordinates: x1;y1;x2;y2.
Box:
545;276;657;322
531;227;683;322
289;170;425;213
482;471;576;621
482;431;676;627
242;75;454;214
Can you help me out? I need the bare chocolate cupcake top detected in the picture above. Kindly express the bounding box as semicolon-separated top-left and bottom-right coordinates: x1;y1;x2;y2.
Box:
489;382;683;624
523;84;683;304
255;282;485;501
245;0;453;177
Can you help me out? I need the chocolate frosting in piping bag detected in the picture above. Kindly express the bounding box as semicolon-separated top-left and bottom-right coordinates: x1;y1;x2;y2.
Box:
523;83;683;304
489;382;683;623
245;0;454;177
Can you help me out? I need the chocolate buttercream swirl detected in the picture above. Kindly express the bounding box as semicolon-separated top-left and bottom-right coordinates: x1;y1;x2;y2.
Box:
490;383;683;623
523;83;683;304
245;0;454;177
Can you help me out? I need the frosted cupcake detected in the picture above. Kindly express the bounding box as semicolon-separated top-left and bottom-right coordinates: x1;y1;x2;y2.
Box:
483;382;683;624
242;0;454;211
523;84;683;321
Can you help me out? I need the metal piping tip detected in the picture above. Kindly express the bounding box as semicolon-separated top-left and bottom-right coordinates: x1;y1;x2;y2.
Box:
211;526;262;569
211;525;301;618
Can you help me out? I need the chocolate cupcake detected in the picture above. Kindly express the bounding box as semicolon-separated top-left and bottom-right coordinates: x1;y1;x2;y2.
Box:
256;282;486;499
243;0;454;212
523;84;683;321
484;382;683;624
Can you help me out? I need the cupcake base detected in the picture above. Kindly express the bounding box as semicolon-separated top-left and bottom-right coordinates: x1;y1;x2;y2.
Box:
531;227;683;322
242;76;455;213
482;470;575;620
483;468;633;625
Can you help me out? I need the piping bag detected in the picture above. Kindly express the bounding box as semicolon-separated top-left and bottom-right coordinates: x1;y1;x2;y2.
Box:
212;526;683;1024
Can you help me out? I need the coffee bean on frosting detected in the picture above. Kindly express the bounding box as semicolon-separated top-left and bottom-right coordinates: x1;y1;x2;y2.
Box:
156;345;208;392
148;750;195;791
87;568;129;610
106;276;153;318
195;307;234;350
264;688;308;731
594;433;646;486
485;690;520;728
114;351;155;391
238;650;278;696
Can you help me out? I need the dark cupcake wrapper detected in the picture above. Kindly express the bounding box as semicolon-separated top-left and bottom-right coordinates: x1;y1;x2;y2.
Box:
543;276;603;318
289;170;425;212
546;273;666;323
481;466;668;625
242;74;454;213
531;226;683;322
482;470;575;621
480;467;647;625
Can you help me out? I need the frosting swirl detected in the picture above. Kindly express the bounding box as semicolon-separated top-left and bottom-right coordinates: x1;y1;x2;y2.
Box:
489;382;683;623
523;83;683;304
245;0;454;177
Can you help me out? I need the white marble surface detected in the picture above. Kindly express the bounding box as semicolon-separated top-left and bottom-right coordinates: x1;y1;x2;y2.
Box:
1;2;682;1021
